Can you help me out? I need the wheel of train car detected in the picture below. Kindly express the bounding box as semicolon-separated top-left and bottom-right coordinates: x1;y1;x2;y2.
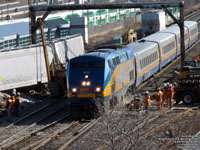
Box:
182;92;196;105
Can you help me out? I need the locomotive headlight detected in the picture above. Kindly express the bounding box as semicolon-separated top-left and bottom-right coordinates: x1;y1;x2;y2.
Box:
82;81;86;86
96;87;101;92
85;75;89;79
86;81;91;86
72;88;77;93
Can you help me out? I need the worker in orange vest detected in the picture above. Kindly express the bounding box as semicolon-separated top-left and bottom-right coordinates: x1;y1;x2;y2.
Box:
167;84;174;109
156;88;163;110
143;91;151;115
162;83;168;107
6;95;15;122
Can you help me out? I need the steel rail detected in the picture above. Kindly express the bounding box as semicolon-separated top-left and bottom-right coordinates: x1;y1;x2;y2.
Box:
96;108;179;150
185;9;200;20
0;96;56;133
27;121;79;150
1;113;71;150
0;103;68;147
118;108;193;150
58;118;101;150
137;109;192;143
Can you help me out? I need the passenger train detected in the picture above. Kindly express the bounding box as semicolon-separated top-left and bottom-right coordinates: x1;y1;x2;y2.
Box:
66;21;198;116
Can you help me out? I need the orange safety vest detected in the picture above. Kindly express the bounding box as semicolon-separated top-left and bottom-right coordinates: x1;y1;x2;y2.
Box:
8;97;15;110
169;88;174;98
156;91;163;102
144;95;151;107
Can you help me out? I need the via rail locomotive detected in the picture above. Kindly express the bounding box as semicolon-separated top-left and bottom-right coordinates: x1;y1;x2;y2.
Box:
66;21;198;116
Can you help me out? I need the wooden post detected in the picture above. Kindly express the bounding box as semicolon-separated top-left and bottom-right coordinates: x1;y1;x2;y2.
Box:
38;18;51;83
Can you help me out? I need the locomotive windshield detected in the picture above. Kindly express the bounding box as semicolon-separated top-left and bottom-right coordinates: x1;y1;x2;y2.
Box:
70;62;86;68
88;62;104;68
70;61;104;68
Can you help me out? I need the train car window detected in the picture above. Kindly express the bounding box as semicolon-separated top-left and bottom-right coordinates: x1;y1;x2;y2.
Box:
142;59;144;69
141;60;143;69
88;62;104;68
126;52;129;59
129;70;134;80
112;58;116;66
120;53;128;63
144;58;146;68
191;28;198;35
116;56;120;64
178;38;180;44
155;52;157;60
152;53;155;61
143;58;146;68
184;34;188;40
163;41;175;55
144;57;147;67
71;62;86;68
108;60;112;68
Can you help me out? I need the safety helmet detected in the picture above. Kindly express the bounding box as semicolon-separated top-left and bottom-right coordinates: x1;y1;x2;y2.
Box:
12;89;16;93
173;82;177;86
11;92;16;96
167;83;170;87
157;87;160;91
16;92;20;97
3;95;10;99
164;83;167;87
145;91;149;95
169;84;172;88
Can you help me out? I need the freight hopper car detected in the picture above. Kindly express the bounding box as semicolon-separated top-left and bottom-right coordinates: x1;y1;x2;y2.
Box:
66;45;135;117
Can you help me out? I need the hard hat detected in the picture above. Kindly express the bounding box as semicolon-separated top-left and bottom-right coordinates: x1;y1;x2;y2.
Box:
173;82;177;86
157;87;160;91
12;92;16;96
16;92;20;97
169;84;172;88
167;83;170;87
4;95;11;99
164;83;167;87
12;89;16;93
145;91;149;95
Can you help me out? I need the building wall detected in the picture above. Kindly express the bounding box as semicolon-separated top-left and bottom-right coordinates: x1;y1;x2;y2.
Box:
88;15;141;38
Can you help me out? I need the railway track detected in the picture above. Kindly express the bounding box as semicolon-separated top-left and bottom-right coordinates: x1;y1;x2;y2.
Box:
0;5;200;150
20;118;100;150
95;107;194;150
185;7;200;21
2;112;72;150
0;99;68;149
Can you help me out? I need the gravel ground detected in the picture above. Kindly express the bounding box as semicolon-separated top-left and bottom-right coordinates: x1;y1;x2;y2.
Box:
68;100;178;150
37;120;92;150
0;99;68;146
9;116;72;150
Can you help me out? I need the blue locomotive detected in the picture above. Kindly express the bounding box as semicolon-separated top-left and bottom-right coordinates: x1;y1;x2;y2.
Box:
66;45;135;116
66;21;198;116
